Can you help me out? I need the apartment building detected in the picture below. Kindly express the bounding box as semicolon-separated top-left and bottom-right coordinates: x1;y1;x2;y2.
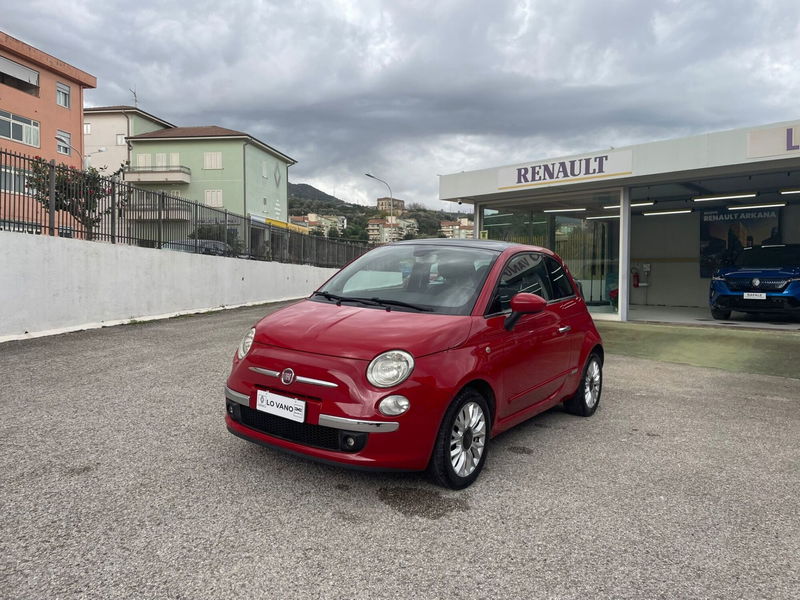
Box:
0;32;96;235
367;215;418;243
83;105;174;173
376;196;405;215
125;126;295;221
290;213;347;236
439;217;474;239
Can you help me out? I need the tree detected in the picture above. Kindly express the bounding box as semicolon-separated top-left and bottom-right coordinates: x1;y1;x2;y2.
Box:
26;158;117;240
327;227;341;239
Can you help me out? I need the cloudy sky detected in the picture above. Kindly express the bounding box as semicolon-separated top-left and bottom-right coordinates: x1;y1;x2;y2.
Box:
6;0;800;209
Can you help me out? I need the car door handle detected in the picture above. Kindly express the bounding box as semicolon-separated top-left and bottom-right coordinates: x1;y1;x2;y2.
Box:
558;326;572;334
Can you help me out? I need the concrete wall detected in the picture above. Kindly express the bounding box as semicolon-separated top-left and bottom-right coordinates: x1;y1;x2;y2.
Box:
0;231;336;341
630;212;707;308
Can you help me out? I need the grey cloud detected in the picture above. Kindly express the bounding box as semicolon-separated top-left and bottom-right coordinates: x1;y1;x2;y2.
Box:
5;0;800;208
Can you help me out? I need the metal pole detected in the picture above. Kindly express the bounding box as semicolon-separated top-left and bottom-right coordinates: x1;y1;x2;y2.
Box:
194;202;199;254
157;191;164;249
618;188;631;322
365;173;393;217
110;180;117;243
48;160;56;236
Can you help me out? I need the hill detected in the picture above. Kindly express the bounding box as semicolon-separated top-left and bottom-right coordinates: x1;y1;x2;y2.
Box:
287;182;471;241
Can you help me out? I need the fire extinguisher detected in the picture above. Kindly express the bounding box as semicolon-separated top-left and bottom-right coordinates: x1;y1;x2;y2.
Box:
632;269;640;288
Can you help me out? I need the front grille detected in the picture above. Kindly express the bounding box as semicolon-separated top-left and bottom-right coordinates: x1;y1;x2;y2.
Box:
719;296;800;311
725;277;789;292
239;405;342;451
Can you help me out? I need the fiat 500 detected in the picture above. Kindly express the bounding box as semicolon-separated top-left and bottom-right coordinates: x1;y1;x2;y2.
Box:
225;239;604;489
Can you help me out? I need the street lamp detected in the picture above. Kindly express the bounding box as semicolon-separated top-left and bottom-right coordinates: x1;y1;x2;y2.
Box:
365;172;393;217
55;135;106;170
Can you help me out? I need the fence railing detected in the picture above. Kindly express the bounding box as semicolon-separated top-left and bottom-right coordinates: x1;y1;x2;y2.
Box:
0;149;370;269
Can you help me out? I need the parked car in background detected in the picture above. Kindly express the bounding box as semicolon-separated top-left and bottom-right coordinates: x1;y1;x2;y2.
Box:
709;244;800;319
224;239;604;489
163;239;234;257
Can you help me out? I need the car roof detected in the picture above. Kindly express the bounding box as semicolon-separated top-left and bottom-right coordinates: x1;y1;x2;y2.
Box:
391;237;550;254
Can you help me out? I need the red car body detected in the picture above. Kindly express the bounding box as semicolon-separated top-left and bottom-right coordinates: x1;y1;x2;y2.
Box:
225;239;603;483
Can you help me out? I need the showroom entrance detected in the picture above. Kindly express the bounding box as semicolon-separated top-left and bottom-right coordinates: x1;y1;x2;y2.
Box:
440;119;800;325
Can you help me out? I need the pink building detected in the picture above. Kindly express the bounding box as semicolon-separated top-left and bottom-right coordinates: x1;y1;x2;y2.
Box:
0;31;96;167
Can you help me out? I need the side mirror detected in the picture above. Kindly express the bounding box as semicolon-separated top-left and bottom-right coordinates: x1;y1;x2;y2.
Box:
504;293;547;331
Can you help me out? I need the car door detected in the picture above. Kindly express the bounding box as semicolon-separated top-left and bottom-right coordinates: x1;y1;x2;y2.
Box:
484;252;572;419
544;255;585;373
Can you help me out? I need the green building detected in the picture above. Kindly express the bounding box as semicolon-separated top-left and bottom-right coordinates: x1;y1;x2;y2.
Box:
126;126;295;222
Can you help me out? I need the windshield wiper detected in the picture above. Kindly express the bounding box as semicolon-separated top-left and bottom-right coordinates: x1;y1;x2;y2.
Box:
312;291;383;308
368;297;433;312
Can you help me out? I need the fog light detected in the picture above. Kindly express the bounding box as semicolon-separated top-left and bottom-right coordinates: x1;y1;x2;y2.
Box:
378;395;410;416
343;435;356;448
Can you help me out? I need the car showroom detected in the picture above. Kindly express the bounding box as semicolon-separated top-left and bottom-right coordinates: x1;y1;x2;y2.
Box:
439;119;800;328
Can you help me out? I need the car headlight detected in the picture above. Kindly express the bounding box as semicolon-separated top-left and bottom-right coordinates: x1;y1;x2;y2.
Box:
367;350;414;388
237;328;255;360
712;275;726;281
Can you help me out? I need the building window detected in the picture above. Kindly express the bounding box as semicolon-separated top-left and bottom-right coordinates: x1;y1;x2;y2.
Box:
84;123;91;135
56;82;71;108
0;110;40;147
204;189;223;207
56;130;71;155
155;153;167;167
1;166;27;193
203;151;222;170
116;134;126;146
0;55;39;96
136;153;152;168
169;152;179;166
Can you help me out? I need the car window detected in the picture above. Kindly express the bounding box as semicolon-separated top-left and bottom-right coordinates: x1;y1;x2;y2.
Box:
545;256;574;300
316;244;500;315
486;253;552;315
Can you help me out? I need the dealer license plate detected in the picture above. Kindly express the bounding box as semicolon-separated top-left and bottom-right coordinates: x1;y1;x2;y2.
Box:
743;292;767;300
256;390;306;423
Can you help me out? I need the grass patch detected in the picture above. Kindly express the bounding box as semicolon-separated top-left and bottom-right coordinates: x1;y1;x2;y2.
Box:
596;321;800;379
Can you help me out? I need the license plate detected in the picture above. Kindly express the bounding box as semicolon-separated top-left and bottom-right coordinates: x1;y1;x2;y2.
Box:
256;390;305;423
743;292;766;300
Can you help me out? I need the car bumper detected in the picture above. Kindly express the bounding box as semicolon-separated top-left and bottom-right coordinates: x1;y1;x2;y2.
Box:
710;282;800;314
224;345;456;471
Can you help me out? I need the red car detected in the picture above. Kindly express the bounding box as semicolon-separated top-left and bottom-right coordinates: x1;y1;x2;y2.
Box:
225;239;603;489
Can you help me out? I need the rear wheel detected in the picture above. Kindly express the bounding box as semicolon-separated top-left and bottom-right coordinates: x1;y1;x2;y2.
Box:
564;353;602;417
711;307;732;320
428;388;490;490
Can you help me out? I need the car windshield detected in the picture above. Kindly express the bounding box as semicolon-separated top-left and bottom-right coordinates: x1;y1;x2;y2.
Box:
314;244;500;315
734;245;800;268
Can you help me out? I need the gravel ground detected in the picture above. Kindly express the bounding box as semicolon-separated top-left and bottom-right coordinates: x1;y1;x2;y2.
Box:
1;302;798;600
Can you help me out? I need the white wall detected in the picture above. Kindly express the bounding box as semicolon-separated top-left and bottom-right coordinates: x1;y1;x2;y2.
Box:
630;212;708;308
0;232;336;341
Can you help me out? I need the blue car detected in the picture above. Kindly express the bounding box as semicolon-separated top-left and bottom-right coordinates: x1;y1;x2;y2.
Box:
709;244;800;319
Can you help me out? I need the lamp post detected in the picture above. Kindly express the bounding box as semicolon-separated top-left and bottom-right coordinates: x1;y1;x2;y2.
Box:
365;173;393;217
55;136;106;170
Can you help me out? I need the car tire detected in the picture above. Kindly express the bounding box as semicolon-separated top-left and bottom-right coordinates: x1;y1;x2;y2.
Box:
564;352;602;417
711;307;731;320
428;388;490;490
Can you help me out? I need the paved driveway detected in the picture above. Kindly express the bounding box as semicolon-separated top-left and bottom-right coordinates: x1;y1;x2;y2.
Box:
2;303;798;599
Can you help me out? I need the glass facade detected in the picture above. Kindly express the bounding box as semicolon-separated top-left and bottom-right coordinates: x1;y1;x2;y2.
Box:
479;192;621;317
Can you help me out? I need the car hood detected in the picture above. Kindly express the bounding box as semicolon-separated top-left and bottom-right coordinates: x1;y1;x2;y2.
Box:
253;299;472;360
717;266;800;278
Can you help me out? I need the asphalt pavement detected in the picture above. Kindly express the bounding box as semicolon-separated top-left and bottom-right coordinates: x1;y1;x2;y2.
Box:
1;302;798;600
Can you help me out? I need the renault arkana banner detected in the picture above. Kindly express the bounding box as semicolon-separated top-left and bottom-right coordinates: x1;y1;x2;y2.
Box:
699;208;781;277
497;150;633;191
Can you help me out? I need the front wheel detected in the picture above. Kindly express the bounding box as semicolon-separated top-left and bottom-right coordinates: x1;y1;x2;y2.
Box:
710;307;731;320
428;389;490;490
564;352;603;417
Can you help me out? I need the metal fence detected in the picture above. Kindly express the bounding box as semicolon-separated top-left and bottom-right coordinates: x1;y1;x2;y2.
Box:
0;149;370;268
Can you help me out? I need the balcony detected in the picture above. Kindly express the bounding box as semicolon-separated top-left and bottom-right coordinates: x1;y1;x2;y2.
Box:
124;165;191;184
